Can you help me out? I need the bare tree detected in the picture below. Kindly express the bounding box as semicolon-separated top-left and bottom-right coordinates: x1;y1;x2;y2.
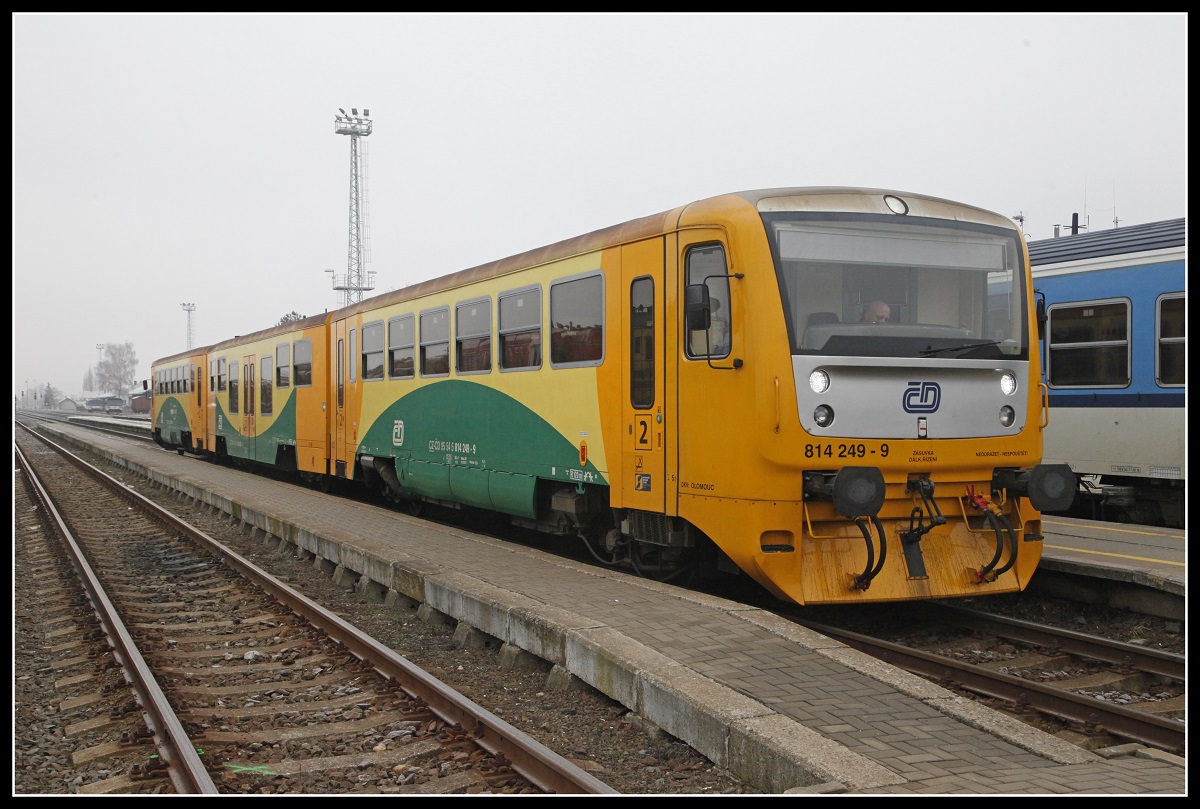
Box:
83;367;95;392
97;342;139;396
278;311;305;325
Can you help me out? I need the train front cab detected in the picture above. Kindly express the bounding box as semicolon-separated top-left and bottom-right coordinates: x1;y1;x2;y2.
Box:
658;190;1075;605
151;349;208;454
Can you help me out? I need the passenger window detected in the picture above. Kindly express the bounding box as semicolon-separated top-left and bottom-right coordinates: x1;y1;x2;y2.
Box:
420;308;450;376
550;273;604;367
499;286;541;371
276;344;290;387
260;356;273;415
294;339;312;387
217;357;227;392
228;360;239;413
388;315;415;379
1157;294;1184;386
456;298;492;374
1047;299;1130;387
362;321;385;381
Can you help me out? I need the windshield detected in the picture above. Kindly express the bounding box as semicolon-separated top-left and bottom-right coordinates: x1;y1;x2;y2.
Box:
764;214;1028;360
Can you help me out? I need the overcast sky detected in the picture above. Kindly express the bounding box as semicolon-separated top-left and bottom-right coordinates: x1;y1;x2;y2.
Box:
12;13;1187;400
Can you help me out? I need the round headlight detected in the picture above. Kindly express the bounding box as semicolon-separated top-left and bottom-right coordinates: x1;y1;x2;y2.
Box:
999;372;1017;396
999;405;1015;427
809;369;830;394
814;405;834;428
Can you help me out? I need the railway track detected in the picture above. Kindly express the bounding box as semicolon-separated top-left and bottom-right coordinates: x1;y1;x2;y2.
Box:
789;602;1185;756
18;412;1180;792
15;424;616;795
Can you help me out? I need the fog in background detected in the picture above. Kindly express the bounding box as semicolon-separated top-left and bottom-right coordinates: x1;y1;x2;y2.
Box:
12;13;1187;401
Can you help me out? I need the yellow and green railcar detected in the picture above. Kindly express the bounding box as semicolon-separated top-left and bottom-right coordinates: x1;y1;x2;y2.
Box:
330;187;1073;605
151;187;1074;606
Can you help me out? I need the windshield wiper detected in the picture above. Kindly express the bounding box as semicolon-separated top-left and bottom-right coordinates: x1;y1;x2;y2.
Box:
919;340;1003;357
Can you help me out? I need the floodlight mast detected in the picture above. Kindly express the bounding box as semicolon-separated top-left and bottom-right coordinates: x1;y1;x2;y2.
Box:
331;107;376;307
181;303;196;350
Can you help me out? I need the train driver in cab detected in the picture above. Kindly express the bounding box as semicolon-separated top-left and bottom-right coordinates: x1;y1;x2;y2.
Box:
860;300;891;324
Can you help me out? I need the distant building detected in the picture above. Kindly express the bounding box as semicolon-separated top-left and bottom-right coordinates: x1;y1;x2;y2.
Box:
57;398;81;412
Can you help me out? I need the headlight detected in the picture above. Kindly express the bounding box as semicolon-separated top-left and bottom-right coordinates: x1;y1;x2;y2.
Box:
999;372;1017;396
814;405;834;427
999;405;1015;427
809;369;830;394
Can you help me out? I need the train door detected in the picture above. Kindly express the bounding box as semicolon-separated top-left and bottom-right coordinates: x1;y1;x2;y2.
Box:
242;354;256;460
676;232;739;504
332;318;361;478
333;319;348;476
618;240;667;515
194;361;206;452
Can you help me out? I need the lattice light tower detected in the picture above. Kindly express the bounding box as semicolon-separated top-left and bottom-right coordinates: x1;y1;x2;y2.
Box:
331;107;376;307
181;303;196;350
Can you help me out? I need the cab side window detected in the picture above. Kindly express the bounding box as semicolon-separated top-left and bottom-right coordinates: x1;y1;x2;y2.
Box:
685;244;731;358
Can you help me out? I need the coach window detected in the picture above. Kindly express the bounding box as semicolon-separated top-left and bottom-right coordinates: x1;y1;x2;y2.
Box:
685;244;731;359
550;272;604;367
217;357;227;393
1157;293;1185;387
1047;299;1130;387
630;277;655;408
420;307;451;376
228;360;239;414
195;364;202;406
276;344;290;387
499;286;541;371
260;356;273;415
362;320;385;381
294;339;312;387
388;315;415;379
456;298;492;374
349;328;357;383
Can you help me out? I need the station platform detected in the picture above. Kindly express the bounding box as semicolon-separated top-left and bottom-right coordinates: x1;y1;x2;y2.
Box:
32;422;1186;795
